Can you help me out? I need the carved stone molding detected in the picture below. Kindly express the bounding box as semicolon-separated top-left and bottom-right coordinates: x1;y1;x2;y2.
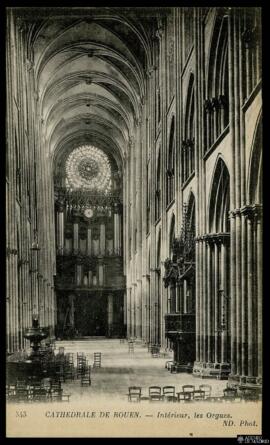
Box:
203;233;230;245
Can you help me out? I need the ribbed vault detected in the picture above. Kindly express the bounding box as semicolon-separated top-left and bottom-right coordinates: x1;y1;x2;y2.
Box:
19;7;161;169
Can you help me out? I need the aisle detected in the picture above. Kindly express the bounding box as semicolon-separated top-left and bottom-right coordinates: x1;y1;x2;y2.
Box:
55;339;227;402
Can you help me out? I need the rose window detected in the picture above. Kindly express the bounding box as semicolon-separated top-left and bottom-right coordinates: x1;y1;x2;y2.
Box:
66;145;112;192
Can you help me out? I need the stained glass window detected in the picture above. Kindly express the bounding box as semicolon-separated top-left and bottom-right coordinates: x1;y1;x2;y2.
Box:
65;145;112;192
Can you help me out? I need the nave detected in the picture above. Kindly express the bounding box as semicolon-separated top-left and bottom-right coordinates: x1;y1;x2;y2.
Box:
6;7;262;401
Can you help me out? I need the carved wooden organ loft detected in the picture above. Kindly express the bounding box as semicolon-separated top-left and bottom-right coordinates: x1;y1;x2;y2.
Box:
163;202;196;371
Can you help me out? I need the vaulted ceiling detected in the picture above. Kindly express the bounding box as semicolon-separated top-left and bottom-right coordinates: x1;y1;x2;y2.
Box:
18;7;168;172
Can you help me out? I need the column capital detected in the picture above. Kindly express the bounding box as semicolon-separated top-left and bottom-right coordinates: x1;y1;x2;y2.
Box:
211;97;220;111
203;233;230;245
229;208;241;218
242;26;259;49
195;236;204;243
204;99;213;113
240;204;263;221
146;65;157;78
56;200;65;212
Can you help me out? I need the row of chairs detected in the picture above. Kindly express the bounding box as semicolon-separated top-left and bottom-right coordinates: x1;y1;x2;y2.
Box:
127;384;261;403
127;385;212;402
6;378;71;403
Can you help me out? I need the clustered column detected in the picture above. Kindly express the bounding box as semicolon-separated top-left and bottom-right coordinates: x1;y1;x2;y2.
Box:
195;234;230;372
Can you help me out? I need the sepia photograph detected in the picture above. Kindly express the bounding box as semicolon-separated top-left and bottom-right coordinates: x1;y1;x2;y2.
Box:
5;5;263;439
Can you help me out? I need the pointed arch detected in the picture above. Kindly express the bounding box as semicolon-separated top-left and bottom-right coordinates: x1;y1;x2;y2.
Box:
169;213;175;259
247;114;262;205
186;191;196;236
205;11;229;151
184;73;195;140
155;148;161;220
209;158;230;233
156;229;161;268
182;74;195;183
207;12;228;99
166;116;175;205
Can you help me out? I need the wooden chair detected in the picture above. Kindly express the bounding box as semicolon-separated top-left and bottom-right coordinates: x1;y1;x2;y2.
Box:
223;387;238;401
93;352;102;368
177;391;193;402
66;353;74;366
149;386;162;402
6;384;17;402
58;346;65;355
76;353;86;368
239;387;260;401
76;354;87;377
61;393;71;402
50;386;63;402
81;366;91;386
163;386;177;402
193;389;205;400
65;364;75;381
128;386;142;402
165;360;174;370
182;385;195;399
15;386;29;403
199;384;212;399
151;345;160;357
32;387;48;402
41;378;52;396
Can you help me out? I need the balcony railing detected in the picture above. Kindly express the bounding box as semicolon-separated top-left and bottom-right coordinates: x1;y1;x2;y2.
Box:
56;247;122;257
165;313;195;335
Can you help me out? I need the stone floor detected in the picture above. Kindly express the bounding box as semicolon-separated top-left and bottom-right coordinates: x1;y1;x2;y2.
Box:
55;339;227;402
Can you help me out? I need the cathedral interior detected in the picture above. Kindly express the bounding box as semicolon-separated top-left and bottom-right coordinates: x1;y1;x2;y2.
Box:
6;7;262;402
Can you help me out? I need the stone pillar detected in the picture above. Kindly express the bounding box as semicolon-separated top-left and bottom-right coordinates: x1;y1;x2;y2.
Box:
136;279;142;340
199;239;203;363
88;269;92;286
247;213;254;377
57;203;64;254
123;290;127;327
170;283;176;313
256;211;262;378
73;219;79;253
211;98;218;141
119;209;122;254
206;239;212;363
107;293;113;337
128;287;132;339
98;258;104;286
76;263;82;286
229;213;237;376
100;220;105;255
87;224;92;255
114;205;120;254
241;212;247;376
178;280;184;315
195;240;200;362
214;241;219;363
220;241;228;364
